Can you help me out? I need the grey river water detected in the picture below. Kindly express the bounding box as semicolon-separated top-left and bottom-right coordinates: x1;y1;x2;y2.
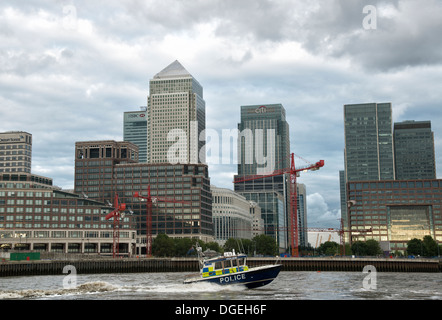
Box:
0;271;440;300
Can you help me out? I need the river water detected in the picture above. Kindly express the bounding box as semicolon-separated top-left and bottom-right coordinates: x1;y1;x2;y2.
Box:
0;271;440;300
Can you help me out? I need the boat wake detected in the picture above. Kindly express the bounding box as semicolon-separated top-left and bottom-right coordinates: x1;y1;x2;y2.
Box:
0;281;118;299
0;280;246;300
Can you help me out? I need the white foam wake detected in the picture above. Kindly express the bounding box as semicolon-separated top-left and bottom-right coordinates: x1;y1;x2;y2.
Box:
0;280;246;299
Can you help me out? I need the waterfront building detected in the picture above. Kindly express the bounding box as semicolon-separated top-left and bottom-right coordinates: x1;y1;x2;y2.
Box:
0;172;136;255
394;120;436;180
234;104;291;252
211;185;255;245
74;140;213;254
341;103;394;238
124;108;148;163
341;103;441;251
250;201;265;238
147;60;206;164
344;103;395;182
296;183;308;248
74;140;139;203
346;179;442;254
0;131;32;174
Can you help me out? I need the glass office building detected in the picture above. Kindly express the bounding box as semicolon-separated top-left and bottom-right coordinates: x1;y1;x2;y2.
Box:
147;60;206;164
344;103;395;181
234;104;291;252
394;120;436;180
124;108;148;163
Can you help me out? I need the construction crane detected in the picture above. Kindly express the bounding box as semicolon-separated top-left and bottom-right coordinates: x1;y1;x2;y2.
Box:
134;186;191;257
105;193;127;258
234;153;324;257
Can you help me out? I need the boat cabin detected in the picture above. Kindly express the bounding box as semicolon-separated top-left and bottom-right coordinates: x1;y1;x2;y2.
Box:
201;251;249;278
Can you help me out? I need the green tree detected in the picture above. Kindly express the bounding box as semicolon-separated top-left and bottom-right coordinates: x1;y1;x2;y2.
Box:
351;241;368;256
152;233;175;257
174;237;194;257
407;238;423;256
253;234;277;256
223;238;241;253
422;236;438;257
366;239;382;256
318;241;339;256
205;241;223;254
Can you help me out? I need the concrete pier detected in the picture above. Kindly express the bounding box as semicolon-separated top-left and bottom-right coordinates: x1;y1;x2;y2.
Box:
0;257;440;277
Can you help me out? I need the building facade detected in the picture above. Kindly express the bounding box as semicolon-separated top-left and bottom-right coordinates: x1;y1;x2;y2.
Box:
75;140;139;203
147;60;206;164
0;172;136;255
346;179;442;254
234;104;291;252
344;103;395;182
74;140;213;254
211;185;255;245
394;120;436;180
0;131;32;174
124;108;148;163
341;103;441;251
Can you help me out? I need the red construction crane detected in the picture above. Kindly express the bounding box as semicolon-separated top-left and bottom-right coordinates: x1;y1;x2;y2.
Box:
134;186;191;257
234;153;324;257
105;193;127;258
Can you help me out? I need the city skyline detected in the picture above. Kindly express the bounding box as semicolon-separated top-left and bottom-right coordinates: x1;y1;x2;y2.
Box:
1;1;442;229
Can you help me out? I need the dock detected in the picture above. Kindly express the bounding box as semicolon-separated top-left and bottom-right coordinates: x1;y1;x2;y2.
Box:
0;257;440;277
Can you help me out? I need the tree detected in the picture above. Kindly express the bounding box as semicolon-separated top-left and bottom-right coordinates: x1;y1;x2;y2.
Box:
351;241;368;256
205;241;223;254
253;234;277;256
318;241;339;256
174;237;194;257
152;233;175;257
365;239;382;256
407;238;423;256
422;236;438;257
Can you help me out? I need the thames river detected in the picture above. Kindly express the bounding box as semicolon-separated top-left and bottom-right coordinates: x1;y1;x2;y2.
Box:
0;271;440;300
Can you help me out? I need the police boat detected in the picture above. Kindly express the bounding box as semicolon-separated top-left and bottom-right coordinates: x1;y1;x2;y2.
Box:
183;246;282;289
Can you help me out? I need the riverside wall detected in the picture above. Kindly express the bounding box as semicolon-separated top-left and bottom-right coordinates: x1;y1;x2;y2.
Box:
0;257;440;277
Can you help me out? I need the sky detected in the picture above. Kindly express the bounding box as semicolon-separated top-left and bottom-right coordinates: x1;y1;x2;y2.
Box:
1;0;442;229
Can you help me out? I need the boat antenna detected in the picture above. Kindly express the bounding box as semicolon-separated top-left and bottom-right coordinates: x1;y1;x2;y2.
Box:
235;238;245;254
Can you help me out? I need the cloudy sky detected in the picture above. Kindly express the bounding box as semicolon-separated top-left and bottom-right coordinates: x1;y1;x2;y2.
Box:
1;0;442;228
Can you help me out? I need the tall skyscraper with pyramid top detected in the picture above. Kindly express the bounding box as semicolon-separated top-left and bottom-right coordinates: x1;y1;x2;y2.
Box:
147;60;206;164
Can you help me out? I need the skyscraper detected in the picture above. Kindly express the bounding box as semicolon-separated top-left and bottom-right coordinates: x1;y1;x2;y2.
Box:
237;104;290;175
394;120;436;180
344;103;395;181
124;108;148;163
234;104;291;252
0;131;32;174
147;60;206;164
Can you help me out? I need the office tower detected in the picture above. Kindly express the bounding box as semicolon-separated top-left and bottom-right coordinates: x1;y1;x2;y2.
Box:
394;120;436;180
75;140;213;253
234;104;291;252
344;103;395;181
124;108;148;163
147;60;206;164
75;140;139;202
0;131;32;173
237;104;290;175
